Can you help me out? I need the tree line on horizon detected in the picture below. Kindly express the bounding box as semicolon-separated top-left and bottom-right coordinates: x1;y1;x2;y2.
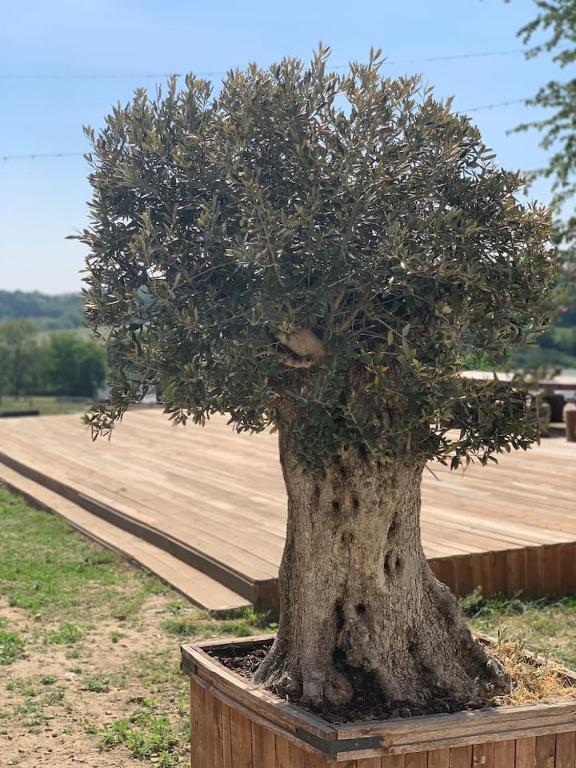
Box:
0;318;106;400
0;290;83;331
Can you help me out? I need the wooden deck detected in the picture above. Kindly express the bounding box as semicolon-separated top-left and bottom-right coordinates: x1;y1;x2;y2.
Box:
0;409;575;614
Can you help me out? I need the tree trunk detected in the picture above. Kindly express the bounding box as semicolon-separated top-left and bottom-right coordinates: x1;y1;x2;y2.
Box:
254;424;510;714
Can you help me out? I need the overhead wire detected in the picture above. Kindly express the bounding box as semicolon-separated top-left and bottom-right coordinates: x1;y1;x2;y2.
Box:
0;48;532;162
0;48;524;81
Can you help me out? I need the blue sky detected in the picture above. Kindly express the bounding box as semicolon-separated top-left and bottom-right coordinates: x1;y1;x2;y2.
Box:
0;0;560;293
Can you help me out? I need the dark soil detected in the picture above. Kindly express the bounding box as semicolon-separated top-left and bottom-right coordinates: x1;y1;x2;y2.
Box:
207;638;576;724
208;643;482;723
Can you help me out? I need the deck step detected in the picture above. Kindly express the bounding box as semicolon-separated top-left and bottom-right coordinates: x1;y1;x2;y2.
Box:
0;448;261;606
0;463;251;616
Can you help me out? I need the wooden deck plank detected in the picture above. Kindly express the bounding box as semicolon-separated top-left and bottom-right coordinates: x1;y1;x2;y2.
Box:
0;409;575;609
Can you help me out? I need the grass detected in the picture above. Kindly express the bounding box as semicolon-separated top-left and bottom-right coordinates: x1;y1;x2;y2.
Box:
0;622;25;665
1;486;576;765
0;486;164;622
0;396;90;416
82;674;111;693
462;590;576;670
99;697;181;767
161;604;273;639
0;485;274;767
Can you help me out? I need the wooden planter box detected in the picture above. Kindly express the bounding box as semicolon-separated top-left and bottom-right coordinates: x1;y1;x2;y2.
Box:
181;635;576;767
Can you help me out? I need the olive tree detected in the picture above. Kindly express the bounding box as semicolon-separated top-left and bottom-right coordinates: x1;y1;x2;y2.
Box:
79;49;556;714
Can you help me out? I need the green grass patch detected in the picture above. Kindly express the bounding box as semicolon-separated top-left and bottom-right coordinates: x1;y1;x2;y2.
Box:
43;622;86;645
0;486;166;626
4;678;67;728
162;604;275;639
99;697;182;767
0;628;25;664
463;591;576;669
82;674;110;693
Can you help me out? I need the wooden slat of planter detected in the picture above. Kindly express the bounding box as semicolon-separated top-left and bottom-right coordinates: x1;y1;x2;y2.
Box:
448;745;473;767
275;734;292;768
221;699;234;768
191;679;208;767
493;740;516;766
251;721;276;767
404;756;427;768
301;749;328;767
515;736;537;767
555;731;576;768
428;749;450;767
472;741;495;767
288;742;305;767
535;734;557;767
230;707;253;767
208;691;224;767
381;756;406;767
330;762;356;768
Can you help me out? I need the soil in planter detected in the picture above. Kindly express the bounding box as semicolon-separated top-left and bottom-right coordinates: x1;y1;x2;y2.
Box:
211;639;576;724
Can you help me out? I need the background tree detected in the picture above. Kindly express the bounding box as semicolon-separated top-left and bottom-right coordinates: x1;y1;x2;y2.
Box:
0;290;83;331
511;0;576;361
515;0;576;252
0;319;41;399
79;49;556;714
45;333;106;398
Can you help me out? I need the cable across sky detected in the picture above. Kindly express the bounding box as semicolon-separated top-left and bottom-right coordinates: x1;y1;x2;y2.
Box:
0;48;525;81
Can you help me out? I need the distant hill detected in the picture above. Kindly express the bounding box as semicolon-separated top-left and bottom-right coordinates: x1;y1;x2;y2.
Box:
0;291;83;331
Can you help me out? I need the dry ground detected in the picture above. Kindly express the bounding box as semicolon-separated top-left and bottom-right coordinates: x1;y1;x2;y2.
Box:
1;485;576;767
0;486;272;767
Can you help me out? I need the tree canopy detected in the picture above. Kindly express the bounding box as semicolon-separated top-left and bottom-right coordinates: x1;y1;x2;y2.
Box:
80;48;557;467
510;1;576;361
514;0;576;252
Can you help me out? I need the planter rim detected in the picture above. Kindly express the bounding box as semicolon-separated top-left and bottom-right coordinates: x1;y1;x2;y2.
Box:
181;633;576;759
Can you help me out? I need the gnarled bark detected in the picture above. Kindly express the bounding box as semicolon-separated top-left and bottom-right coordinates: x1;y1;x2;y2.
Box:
254;425;510;713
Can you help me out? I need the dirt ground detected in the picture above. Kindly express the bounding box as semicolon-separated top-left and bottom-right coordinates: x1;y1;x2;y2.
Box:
1;595;188;767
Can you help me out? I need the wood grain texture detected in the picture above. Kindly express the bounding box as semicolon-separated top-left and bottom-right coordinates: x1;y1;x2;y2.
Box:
229;707;253;768
220;700;233;768
1;410;575;614
449;745;473;767
555;731;575;768
494;740;516;767
190;679;208;768
515;737;537;768
381;755;406;767
251;722;275;768
188;673;576;766
404;756;427;768
428;749;451;768
473;741;495;767
274;734;292;768
535;734;557;768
